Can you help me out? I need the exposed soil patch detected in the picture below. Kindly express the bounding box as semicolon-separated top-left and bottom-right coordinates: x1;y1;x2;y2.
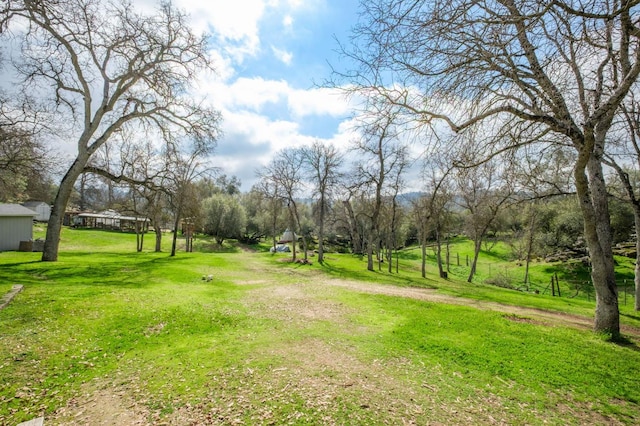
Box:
52;386;149;425
322;278;640;339
42;272;639;424
0;284;24;310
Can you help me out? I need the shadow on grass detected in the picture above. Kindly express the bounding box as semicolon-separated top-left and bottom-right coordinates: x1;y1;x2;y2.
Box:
1;251;204;289
621;312;640;322
611;335;640;353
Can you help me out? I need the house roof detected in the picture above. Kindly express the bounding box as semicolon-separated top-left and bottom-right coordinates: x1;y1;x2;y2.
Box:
77;212;149;222
0;204;38;217
22;201;48;208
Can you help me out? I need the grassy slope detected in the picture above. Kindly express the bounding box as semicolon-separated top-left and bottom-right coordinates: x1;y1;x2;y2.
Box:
0;227;639;424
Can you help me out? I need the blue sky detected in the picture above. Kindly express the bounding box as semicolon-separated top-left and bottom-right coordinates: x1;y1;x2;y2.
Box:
170;0;363;190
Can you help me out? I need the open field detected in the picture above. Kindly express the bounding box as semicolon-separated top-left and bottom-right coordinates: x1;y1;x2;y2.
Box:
1;227;640;425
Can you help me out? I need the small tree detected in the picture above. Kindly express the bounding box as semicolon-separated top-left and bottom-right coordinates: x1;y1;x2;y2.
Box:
454;154;513;283
202;193;247;245
303;141;344;263
258;148;307;261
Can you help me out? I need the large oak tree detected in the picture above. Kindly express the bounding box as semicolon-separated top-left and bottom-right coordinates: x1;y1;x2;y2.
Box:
337;0;640;337
1;0;220;261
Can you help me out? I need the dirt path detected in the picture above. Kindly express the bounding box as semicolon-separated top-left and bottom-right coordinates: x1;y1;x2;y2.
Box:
46;269;638;425
321;278;640;338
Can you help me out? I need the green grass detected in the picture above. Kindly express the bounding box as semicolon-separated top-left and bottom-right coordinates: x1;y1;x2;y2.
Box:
1;227;639;424
293;244;639;330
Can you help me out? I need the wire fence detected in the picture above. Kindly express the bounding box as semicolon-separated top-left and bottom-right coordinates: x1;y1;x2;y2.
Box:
434;251;636;306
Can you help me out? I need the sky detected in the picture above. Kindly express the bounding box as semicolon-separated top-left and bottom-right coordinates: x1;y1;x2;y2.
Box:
171;0;363;190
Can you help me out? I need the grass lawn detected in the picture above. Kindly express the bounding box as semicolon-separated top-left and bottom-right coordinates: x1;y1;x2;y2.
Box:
1;227;639;424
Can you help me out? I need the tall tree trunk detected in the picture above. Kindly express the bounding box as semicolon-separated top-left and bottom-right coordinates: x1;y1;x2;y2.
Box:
436;228;445;279
42;158;87;261
171;214;180;257
421;234;427;278
634;206;640;311
343;200;362;255
576;151;619;336
155;226;162;252
523;208;536;289
367;235;374;271
467;239;482;283
136;221;144;252
318;195;326;263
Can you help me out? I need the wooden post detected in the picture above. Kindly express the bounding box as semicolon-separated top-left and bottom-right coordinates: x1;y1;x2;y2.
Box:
551;276;556;297
555;273;561;297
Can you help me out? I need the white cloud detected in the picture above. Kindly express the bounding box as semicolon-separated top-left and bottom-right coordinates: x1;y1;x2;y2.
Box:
283;15;294;28
271;46;293;65
288;87;352;118
176;0;266;62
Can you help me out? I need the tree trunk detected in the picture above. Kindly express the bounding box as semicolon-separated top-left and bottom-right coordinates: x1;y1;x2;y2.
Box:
576;152;619;336
318;195;326;263
42;158;87;261
301;235;308;261
523;209;536;289
155;226;162;252
635;206;640;311
436;228;445;279
136;222;144;252
171;214;180;257
446;235;450;273
421;235;427;279
343;200;362;255
467;239;482;283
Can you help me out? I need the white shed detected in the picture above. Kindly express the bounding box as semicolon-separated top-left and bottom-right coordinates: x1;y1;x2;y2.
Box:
0;204;37;251
22;201;51;222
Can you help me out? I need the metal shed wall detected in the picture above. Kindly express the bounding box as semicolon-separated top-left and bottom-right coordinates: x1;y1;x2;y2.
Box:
0;216;34;251
23;202;51;221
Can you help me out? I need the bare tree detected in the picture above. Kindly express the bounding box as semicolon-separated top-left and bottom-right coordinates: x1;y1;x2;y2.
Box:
2;0;221;261
303;141;344;263
340;194;366;255
250;180;286;250
455;156;513;283
413;159;454;279
383;149;409;273
350;110;409;271
259;148;307;261
165;146;209;257
335;0;640;336
605;95;640;311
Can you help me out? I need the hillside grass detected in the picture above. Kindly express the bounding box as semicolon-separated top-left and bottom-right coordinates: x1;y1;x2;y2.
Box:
282;239;639;329
0;227;639;424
